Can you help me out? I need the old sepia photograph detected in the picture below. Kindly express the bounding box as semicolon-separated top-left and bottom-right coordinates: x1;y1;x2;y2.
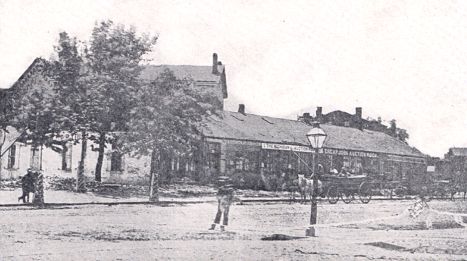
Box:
1;0;467;260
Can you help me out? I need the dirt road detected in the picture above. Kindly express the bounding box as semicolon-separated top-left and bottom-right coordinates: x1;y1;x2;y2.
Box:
1;200;466;260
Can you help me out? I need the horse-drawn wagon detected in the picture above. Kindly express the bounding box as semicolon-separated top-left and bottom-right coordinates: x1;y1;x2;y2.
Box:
321;174;372;204
423;179;458;201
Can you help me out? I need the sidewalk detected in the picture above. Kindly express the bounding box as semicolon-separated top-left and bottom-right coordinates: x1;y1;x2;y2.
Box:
0;188;214;205
0;187;425;208
0;188;301;207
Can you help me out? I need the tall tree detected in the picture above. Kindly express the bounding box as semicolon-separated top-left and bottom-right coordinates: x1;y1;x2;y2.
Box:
52;31;89;192
0;90;11;181
85;20;157;182
122;69;218;201
387;119;409;143
6;59;64;204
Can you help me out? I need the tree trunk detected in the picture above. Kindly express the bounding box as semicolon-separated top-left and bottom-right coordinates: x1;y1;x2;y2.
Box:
76;130;87;193
0;130;4;183
94;132;106;182
149;149;159;202
0;143;2;184
33;171;45;207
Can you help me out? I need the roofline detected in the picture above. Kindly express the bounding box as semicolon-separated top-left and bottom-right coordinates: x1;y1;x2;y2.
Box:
9;58;47;90
142;63;228;99
202;135;426;159
224;110;394;136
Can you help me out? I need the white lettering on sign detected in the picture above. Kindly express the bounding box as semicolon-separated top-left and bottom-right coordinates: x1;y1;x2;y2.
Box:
261;143;379;158
261;143;313;153
323;148;378;158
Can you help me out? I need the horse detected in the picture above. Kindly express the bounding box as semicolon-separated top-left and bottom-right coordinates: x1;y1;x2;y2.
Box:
297;174;323;203
452;183;467;201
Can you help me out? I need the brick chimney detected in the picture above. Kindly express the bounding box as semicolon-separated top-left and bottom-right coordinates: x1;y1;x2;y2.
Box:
390;120;397;137
355;107;362;119
238;104;246;114
217;61;223;74
212;53;218;74
355;107;363;130
316;107;323;122
301;112;312;124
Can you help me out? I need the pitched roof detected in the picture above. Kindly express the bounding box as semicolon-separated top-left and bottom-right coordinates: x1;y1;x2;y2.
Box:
139;65;222;83
323;110;371;124
449;147;467;156
202;111;424;158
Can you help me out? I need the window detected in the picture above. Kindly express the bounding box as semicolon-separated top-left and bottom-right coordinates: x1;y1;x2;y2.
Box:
296;152;312;174
61;143;72;171
342;156;363;174
206;142;221;171
110;143;123;171
7;145;16;169
30;147;40;169
235;159;243;170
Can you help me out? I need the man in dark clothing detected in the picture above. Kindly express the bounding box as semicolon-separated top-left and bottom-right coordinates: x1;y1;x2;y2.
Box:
18;169;37;203
209;176;235;232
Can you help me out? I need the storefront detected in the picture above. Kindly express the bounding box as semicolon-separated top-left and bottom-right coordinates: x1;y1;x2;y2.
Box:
194;111;427;190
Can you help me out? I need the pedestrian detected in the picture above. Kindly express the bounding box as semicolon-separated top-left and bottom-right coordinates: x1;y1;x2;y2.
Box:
209;176;235;232
18;168;36;203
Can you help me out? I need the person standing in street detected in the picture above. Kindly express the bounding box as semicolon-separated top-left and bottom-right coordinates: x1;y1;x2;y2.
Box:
209;176;235;232
18;168;36;203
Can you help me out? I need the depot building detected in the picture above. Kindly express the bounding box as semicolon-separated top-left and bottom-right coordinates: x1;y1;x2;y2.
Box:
197;106;427;189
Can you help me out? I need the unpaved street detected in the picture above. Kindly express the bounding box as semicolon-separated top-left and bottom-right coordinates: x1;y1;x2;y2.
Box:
1;200;467;260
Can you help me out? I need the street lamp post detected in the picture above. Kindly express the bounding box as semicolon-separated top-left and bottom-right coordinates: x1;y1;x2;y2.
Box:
305;121;327;237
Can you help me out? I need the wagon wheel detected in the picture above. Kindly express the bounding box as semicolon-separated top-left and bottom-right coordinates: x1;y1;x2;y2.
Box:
341;190;354;204
393;185;407;198
327;186;339;204
450;185;459;201
358;181;372;204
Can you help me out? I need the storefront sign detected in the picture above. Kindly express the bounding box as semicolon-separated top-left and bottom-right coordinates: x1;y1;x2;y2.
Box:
261;143;313;153
261;143;379;158
323;148;378;158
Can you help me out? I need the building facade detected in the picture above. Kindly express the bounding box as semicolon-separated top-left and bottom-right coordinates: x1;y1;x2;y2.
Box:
0;53;227;182
1;53;427;191
196;108;426;190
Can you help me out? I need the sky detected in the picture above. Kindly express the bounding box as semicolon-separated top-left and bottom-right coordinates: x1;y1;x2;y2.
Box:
1;0;467;157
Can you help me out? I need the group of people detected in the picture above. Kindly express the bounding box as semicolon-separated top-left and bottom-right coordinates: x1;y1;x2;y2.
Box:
329;166;360;177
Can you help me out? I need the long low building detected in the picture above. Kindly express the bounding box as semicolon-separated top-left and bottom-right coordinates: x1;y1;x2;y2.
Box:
196;108;426;190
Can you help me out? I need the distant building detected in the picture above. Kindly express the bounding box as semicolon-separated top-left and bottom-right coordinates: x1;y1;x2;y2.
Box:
298;107;395;136
444;148;467;174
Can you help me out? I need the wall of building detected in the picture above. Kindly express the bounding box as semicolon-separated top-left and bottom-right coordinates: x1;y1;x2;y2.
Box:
0;139;151;182
201;137;427;191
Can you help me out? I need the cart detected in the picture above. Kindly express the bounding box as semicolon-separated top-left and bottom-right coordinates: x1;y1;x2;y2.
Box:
321;174;372;204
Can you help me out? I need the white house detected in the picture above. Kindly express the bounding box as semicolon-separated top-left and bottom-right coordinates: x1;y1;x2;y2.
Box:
0;53;228;182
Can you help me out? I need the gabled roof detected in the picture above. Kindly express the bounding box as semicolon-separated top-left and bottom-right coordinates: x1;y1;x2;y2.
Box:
140;65;220;82
325;110;352;118
139;64;227;98
3;58;229;100
324;110;370;124
202;111;425;158
9;58;48;91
